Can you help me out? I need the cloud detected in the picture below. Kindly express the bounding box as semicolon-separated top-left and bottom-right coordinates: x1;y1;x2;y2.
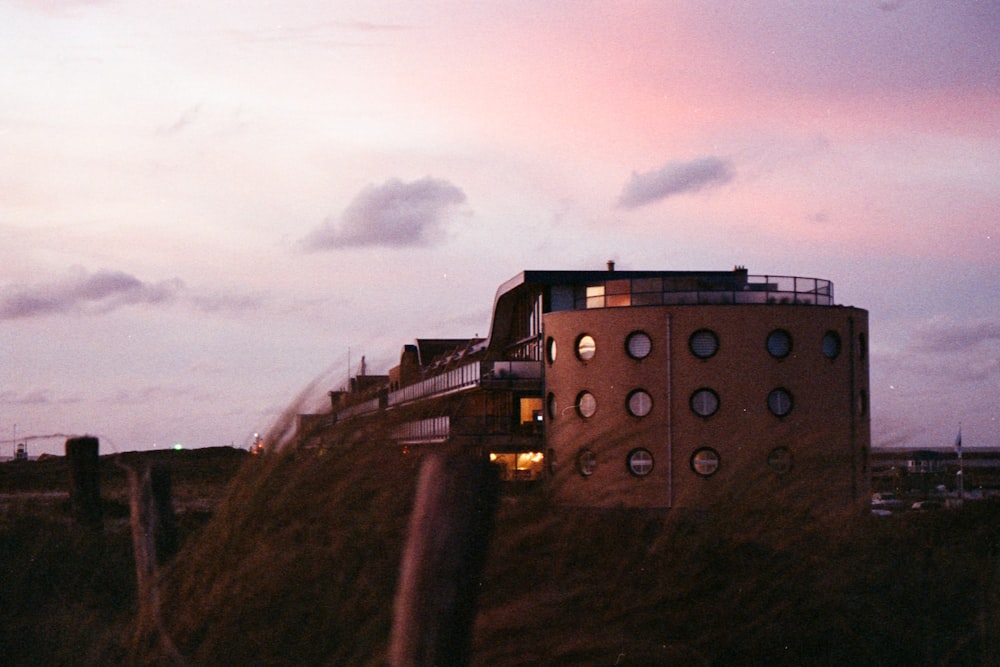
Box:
911;317;1000;353
0;267;183;320
299;177;467;251
617;157;735;209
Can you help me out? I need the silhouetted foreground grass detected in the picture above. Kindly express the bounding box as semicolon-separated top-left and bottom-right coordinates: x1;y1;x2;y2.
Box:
4;439;1000;666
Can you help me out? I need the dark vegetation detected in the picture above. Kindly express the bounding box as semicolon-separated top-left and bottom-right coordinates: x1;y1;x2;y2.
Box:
3;439;1000;666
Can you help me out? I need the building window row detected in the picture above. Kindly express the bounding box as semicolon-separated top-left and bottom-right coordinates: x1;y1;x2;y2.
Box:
574;445;795;479
548;327;854;365
552;385;797;420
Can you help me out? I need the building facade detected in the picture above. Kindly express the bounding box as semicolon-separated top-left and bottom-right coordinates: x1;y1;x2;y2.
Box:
302;265;870;509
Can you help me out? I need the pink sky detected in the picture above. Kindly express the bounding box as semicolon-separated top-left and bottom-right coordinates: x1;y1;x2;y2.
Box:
1;1;997;455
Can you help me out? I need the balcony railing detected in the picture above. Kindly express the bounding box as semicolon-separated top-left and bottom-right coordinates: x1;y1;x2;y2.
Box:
574;274;834;309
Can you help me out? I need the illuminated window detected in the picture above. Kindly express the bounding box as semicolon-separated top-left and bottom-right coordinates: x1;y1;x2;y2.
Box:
627;448;654;476
822;331;841;359
577;448;597;476
577;391;597;418
690;388;719;417
626;331;652;359
767;388;793;417
766;329;792;359
627;390;653;417
768;447;793;474
691;448;720;476
585;285;604;309
546;336;557;363
689;329;719;359
576;334;596;361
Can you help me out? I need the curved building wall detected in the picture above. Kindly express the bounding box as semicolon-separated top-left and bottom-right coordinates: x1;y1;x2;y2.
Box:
542;304;869;509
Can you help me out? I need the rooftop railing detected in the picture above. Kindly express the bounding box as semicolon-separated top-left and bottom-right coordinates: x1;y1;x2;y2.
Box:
573;274;834;309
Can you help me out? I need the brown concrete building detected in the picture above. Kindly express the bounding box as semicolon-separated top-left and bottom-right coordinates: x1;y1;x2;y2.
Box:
302;264;870;509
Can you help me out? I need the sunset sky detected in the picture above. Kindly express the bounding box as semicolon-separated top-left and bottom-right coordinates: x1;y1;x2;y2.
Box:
2;1;998;456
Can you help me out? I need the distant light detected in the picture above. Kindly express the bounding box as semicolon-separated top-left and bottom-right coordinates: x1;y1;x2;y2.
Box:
173;443;184;450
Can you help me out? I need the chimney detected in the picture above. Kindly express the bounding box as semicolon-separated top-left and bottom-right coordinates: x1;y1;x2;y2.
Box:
607;260;615;272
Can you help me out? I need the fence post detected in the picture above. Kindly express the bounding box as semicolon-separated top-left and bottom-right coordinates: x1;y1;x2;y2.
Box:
388;451;500;667
66;435;102;527
127;462;179;594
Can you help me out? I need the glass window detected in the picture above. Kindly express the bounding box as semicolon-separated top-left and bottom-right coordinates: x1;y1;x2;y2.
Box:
691;448;720;476
767;388;793;417
767;446;793;474
547;392;557;420
822;331;841;359
577;448;597;476
577;391;597;418
627;390;653;417
690;388;719;417
766;329;792;359
546;336;557;363
689;329;719;359
576;334;596;361
627;448;654;477
585;284;605;309
626;331;652;359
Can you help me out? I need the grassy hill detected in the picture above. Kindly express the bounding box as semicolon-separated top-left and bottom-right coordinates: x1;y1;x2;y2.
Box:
3;440;1000;665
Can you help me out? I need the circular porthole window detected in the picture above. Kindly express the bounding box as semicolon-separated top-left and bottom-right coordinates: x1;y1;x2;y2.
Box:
689;329;719;359
767;388;794;417
577;448;597;477
822;331;841;359
576;334;596;361
546;336;557;363
626;331;652;359
577;391;597;418
690;388;720;417
547;392;557;420
766;329;792;359
627;390;653;417
691;448;720;477
768;446;793;474
627;448;654;477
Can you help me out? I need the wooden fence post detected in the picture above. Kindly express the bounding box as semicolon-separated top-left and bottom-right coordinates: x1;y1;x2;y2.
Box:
388;451;500;667
66;436;102;527
127;462;179;594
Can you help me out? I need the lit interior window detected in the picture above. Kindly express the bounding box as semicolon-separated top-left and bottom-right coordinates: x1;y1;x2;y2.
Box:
689;329;719;359
691;448;720;476
627;390;653;417
767;388;793;417
490;451;545;481
546;336;557;363
577;391;597;418
822;331;841;359
577;448;597;476
627;448;654;476
626;331;652;359
766;329;792;359
585;285;605;309
576;334;596;361
690;388;719;417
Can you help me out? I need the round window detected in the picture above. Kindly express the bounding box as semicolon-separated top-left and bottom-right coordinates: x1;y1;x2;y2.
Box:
577;448;597;477
546;392;557;420
627;448;654;477
691;448;720;476
626;331;652;359
689;329;719;359
766;329;792;359
690;388;719;417
627;390;653;417
767;388;793;417
821;331;841;359
576;334;596;361
546;336;557;363
577;391;597;418
767;446;793;474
